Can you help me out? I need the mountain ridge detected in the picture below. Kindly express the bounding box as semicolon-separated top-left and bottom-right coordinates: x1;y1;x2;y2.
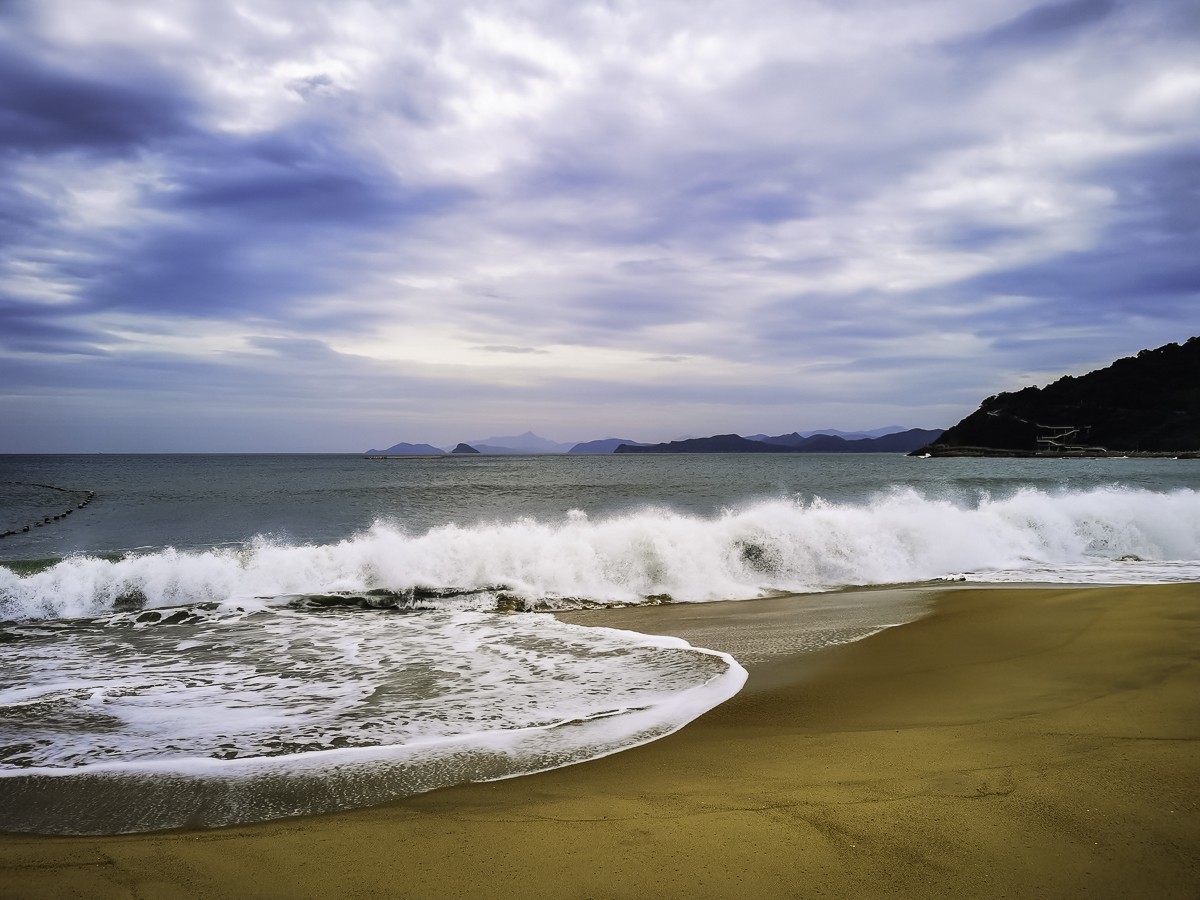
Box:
365;442;445;455
364;426;940;456
615;428;942;455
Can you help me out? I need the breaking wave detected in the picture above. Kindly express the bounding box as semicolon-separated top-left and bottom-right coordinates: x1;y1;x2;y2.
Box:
2;486;1199;622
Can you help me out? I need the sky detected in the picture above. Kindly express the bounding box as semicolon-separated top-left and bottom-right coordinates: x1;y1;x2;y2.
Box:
1;0;1197;452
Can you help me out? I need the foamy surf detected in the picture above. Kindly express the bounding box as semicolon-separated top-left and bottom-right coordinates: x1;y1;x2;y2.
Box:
2;486;1199;621
0;608;745;834
4;457;1197;837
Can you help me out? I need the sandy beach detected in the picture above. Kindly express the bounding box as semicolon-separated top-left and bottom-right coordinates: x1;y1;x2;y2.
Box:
2;582;1198;899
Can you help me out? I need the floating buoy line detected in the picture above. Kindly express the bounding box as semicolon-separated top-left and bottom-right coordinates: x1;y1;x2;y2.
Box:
0;482;95;539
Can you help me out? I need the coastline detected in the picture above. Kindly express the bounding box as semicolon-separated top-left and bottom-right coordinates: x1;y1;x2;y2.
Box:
912;447;1200;458
2;583;1198;898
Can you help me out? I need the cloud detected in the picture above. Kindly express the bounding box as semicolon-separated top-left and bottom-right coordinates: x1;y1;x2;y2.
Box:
953;0;1118;54
962;146;1200;320
0;41;194;157
0;0;1197;449
0;303;112;355
477;345;552;355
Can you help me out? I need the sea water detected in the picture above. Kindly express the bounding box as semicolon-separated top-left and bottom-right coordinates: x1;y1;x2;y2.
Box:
2;453;1199;833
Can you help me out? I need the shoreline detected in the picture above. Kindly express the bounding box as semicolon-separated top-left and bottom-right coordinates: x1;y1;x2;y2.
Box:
2;583;1198;898
912;447;1200;458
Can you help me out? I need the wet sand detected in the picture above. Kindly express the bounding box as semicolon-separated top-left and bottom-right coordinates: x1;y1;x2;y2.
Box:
2;583;1198;898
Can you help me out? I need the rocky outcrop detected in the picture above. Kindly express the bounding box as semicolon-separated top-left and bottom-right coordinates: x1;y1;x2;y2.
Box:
913;337;1200;456
451;443;481;454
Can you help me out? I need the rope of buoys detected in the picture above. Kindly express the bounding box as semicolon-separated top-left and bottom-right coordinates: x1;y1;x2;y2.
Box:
0;482;95;539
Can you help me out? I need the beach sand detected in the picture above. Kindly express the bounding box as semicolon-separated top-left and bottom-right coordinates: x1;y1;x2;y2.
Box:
2;583;1198;898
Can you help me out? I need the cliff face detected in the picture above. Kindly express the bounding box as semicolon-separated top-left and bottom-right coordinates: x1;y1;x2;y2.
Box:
917;337;1200;456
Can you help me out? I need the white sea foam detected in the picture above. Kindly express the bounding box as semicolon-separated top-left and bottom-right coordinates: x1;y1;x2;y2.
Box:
0;610;745;833
2;486;1198;621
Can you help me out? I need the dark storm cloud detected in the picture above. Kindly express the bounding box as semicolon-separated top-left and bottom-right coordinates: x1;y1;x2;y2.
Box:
0;40;194;157
0;34;202;351
75;128;470;319
159;131;458;226
0;176;51;248
962;147;1200;323
80;227;316;318
0;303;111;355
1;98;470;324
0;4;472;339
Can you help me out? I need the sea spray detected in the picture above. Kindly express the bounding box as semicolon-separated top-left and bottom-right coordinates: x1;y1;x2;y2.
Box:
2;485;1199;621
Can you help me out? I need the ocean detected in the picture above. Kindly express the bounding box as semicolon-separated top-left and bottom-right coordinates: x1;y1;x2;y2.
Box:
2;452;1199;834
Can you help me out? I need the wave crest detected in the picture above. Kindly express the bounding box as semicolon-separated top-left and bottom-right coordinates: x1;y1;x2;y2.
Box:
2;486;1199;621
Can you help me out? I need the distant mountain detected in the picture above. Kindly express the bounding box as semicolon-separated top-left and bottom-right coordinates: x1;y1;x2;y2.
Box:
853;425;910;438
366;426;939;458
615;428;942;454
365;442;445;455
914;337;1200;457
568;438;649;454
746;426;909;442
834;429;944;452
465;431;576;453
616;434;799;454
755;430;942;453
752;432;817;448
